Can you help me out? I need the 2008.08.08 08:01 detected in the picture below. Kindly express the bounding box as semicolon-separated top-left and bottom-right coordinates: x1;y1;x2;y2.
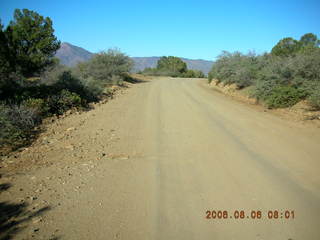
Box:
205;210;295;220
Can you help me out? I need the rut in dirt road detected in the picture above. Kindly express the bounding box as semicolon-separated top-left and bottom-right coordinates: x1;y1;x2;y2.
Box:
1;77;320;240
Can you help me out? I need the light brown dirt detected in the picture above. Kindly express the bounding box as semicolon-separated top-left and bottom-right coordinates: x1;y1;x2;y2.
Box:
1;77;320;240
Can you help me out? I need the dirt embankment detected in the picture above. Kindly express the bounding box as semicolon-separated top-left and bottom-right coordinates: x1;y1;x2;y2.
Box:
0;78;146;240
208;79;320;126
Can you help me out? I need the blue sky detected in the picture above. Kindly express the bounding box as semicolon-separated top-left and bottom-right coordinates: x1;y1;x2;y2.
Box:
1;0;319;60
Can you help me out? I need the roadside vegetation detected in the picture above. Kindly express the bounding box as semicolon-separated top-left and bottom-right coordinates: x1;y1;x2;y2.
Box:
140;56;205;78
208;33;320;109
0;9;133;153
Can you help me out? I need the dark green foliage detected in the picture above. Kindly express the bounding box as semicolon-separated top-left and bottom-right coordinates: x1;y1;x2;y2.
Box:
271;37;301;57
141;56;204;78
4;9;60;77
47;90;81;115
0;9;60;97
156;56;187;76
0;20;21;95
0;72;23;97
263;86;303;108
40;65;99;101
181;69;205;78
54;71;90;100
141;67;179;77
0;21;13;81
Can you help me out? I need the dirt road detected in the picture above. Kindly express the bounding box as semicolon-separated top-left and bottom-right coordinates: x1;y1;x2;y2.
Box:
1;77;320;239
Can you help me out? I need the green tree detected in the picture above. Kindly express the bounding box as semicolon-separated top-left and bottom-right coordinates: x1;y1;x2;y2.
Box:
300;33;319;48
0;20;17;94
157;56;187;76
271;37;301;57
0;20;12;75
6;9;60;77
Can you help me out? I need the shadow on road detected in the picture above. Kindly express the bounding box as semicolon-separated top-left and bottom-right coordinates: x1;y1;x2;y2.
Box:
0;183;52;240
124;75;150;84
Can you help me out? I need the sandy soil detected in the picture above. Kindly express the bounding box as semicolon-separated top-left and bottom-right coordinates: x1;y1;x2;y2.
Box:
1;77;320;240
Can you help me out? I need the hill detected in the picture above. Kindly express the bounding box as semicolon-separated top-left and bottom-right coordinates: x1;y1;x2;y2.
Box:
55;42;93;66
55;43;213;74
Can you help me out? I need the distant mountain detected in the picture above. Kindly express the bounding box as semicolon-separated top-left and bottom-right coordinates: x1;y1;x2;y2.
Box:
131;57;159;72
55;42;93;66
181;58;213;75
55;43;213;74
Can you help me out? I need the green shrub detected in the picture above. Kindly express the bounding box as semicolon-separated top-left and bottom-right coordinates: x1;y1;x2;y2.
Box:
208;71;214;83
253;79;280;101
81;76;104;99
103;88;114;97
47;90;81;115
290;50;320;98
76;49;133;85
0;72;26;101
264;86;302;108
43;68;100;102
308;87;320;110
40;64;69;85
140;67;176;77
110;74;123;85
210;47;319;110
59;90;81;107
55;71;88;97
182;69;205;78
292;50;320;81
22;98;49;116
208;51;261;89
0;104;23;146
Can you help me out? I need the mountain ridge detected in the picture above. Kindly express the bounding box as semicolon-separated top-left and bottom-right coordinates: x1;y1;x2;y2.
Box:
55;42;213;74
55;42;93;66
